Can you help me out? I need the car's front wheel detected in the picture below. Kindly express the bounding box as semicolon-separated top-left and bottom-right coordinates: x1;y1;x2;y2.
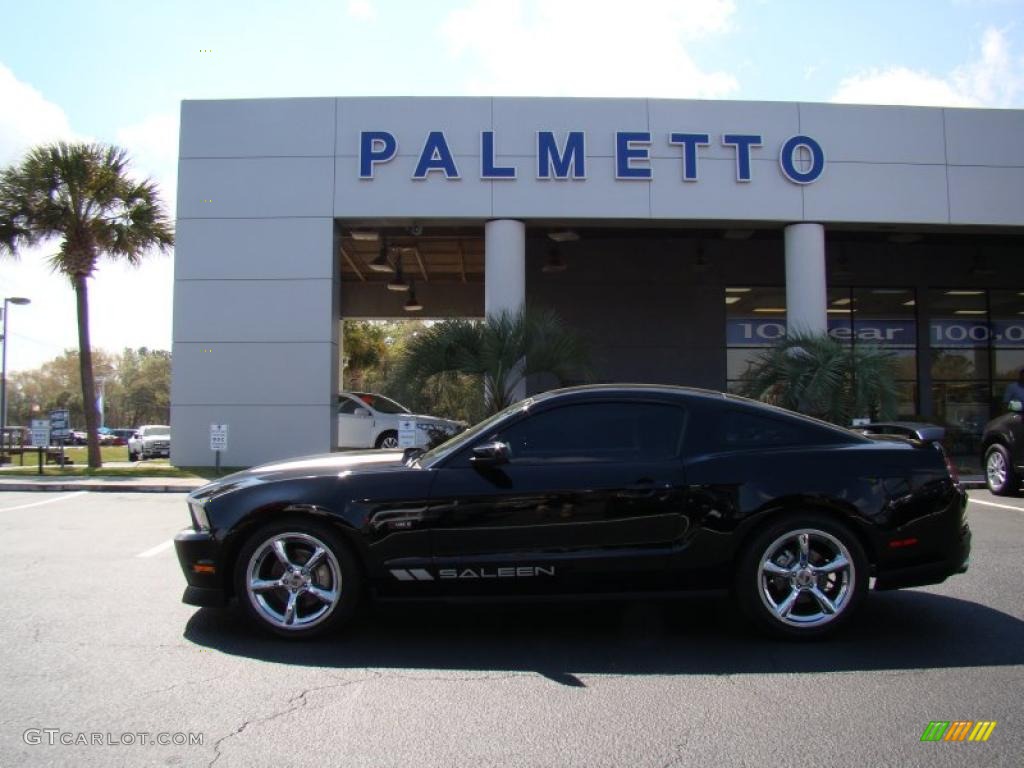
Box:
234;519;360;639
376;430;399;449
984;443;1020;496
735;515;867;639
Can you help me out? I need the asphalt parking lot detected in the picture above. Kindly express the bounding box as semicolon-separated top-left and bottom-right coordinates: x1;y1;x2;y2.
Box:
0;489;1021;768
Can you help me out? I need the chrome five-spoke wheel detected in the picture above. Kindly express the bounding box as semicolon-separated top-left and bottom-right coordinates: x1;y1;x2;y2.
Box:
737;516;867;638
758;529;854;628
236;522;359;638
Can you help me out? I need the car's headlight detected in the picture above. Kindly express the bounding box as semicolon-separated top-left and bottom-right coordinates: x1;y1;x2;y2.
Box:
188;501;211;532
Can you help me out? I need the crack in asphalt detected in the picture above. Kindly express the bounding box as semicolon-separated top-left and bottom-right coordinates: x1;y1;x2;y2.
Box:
207;673;380;768
204;668;574;767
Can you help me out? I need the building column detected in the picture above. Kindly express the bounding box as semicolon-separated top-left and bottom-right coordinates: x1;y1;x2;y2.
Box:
784;223;828;336
484;219;526;402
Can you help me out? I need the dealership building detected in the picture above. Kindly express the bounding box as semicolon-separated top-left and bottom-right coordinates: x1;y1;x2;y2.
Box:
171;96;1024;467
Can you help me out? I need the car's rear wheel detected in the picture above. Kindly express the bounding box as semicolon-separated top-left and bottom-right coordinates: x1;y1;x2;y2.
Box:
735;515;867;639
984;443;1020;496
376;431;399;449
234;519;360;639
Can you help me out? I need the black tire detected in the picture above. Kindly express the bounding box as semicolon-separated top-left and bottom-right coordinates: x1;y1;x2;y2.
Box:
735;514;868;640
375;430;399;450
984;443;1020;496
128;450;138;462
234;517;361;639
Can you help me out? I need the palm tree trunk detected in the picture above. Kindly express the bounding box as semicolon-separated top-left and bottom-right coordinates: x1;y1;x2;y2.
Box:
74;274;102;468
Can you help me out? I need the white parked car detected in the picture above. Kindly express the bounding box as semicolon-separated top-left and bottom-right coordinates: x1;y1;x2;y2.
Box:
128;425;171;461
337;392;462;450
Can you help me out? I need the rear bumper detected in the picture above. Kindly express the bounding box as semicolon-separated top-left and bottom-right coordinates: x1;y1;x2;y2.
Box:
174;528;227;607
874;524;972;590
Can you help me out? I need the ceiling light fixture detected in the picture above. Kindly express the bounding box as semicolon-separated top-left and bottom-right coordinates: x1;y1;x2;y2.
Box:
753;308;787;314
542;246;567;273
945;290;984;296
350;230;379;242
404;282;423;312
367;238;394;273
725;287;752;294
724;296;741;305
548;230;579;243
387;251;409;291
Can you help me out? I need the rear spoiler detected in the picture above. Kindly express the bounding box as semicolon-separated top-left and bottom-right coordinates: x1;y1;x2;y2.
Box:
854;422;946;443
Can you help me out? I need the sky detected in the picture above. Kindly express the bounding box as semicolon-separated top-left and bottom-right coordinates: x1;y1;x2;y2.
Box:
1;0;1022;372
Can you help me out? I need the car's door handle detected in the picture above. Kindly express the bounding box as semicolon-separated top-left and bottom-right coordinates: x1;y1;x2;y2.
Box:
618;481;659;499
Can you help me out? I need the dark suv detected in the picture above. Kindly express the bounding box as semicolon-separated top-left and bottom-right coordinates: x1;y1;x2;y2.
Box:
980;401;1024;495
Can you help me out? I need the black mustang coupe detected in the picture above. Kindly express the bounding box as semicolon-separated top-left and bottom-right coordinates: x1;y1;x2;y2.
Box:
175;385;970;640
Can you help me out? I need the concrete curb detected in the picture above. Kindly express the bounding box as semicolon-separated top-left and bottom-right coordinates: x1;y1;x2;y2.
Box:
0;480;206;493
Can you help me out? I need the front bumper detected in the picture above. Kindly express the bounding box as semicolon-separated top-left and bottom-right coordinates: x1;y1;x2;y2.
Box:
174;528;227;607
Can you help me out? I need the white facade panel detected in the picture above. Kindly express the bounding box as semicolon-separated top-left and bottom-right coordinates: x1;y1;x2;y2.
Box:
334;156;493;218
491;98;649;157
174;218;334;280
336;97;491;157
179;98;335;158
650;158;802;221
798;103;946;164
171;404;333;467
948;166;1024;226
173;279;334;343
491;156;651;218
172;342;334;405
177;157;334;219
803;162;950;224
944;108;1024;167
648;99;800;160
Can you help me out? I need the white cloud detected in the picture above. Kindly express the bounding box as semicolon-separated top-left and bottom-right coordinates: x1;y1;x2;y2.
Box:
440;0;739;98
0;62;79;166
0;71;177;372
832;27;1023;108
347;0;377;21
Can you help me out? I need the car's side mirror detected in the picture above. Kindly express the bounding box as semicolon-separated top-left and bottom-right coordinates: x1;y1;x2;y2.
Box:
470;441;510;467
1010;400;1023;413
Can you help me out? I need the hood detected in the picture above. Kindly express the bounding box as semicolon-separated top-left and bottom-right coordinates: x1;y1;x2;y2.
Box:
190;450;407;502
408;414;461;427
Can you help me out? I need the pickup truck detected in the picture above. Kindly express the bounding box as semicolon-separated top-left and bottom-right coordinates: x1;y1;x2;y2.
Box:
128;425;171;461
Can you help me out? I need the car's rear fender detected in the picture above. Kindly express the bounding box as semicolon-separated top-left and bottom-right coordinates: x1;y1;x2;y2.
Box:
728;496;880;576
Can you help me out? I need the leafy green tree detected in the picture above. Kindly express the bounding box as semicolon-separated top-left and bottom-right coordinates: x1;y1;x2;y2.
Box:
739;332;899;424
0;142;173;467
397;305;589;416
343;321;388;391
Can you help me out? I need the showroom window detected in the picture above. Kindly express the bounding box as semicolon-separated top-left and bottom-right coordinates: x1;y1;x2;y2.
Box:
725;286;918;418
929;289;1024;458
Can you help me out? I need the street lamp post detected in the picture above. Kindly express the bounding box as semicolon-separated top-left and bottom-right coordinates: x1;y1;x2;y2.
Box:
1;297;32;459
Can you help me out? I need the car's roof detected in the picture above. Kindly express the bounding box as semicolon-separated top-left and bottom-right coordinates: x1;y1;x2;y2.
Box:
532;383;729;403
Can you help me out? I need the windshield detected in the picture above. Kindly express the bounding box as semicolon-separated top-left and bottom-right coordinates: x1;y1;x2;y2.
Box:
351;393;411;415
145;426;171;437
418;399;532;467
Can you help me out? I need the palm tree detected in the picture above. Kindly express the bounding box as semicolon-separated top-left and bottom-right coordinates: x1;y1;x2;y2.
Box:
0;142;174;467
739;332;899;425
397;305;589;415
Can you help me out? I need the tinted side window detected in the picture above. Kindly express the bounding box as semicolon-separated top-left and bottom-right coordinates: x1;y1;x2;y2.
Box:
716;410;826;449
495;402;686;463
338;398;363;415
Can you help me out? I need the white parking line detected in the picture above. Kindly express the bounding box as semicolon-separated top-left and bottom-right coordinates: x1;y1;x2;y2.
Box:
968;498;1024;513
136;539;175;558
0;491;88;512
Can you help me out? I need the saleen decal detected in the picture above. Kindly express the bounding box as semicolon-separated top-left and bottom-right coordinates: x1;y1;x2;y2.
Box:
390;567;556;581
439;567;556;579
